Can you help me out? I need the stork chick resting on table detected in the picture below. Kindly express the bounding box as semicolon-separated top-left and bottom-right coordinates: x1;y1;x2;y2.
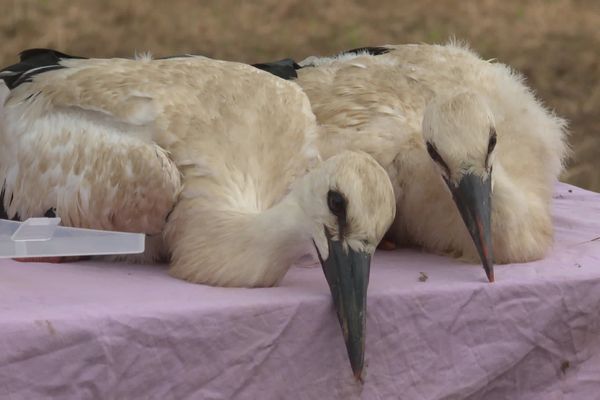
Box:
257;43;569;282
0;50;397;380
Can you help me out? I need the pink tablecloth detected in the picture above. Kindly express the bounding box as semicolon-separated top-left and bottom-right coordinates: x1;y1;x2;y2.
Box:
1;183;599;400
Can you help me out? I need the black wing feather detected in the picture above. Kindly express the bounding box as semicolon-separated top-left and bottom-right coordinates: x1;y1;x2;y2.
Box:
252;58;301;80
0;48;86;90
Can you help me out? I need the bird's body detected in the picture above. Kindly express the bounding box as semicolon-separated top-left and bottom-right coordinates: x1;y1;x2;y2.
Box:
0;51;395;284
294;43;568;271
0;52;319;283
1;51;397;377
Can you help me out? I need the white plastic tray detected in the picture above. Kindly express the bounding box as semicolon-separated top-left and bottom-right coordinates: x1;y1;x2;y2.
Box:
0;218;145;258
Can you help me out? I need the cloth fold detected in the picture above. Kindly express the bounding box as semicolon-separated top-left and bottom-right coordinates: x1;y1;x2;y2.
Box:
1;183;599;399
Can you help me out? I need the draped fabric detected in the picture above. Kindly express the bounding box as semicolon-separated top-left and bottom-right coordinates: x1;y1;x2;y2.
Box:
1;183;599;399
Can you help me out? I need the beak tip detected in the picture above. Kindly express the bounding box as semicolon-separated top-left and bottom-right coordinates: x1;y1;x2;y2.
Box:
353;369;364;383
348;345;365;383
485;266;495;283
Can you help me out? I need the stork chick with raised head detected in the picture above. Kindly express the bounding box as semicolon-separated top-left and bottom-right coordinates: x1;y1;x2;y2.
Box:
0;49;397;379
264;43;568;282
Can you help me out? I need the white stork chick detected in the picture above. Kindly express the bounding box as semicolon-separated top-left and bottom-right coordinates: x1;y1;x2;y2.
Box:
0;49;397;379
281;43;569;282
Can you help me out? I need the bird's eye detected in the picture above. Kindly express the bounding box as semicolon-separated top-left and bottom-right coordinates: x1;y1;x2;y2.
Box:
488;129;497;154
426;142;451;178
426;142;444;165
426;142;438;160
327;190;347;218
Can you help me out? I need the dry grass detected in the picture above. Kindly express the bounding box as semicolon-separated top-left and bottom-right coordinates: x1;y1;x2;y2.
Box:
1;0;598;190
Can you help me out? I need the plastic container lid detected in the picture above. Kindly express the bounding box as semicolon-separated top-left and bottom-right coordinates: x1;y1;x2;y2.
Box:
0;218;145;258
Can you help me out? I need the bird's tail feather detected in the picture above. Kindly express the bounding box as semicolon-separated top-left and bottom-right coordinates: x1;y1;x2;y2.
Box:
0;185;7;220
0;184;14;220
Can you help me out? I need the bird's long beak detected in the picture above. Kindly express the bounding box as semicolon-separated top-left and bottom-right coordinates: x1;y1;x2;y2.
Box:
315;233;371;382
449;172;494;282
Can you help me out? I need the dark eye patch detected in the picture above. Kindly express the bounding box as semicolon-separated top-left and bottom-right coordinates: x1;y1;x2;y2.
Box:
327;190;346;218
426;142;451;178
488;128;497;154
486;128;497;168
327;190;348;239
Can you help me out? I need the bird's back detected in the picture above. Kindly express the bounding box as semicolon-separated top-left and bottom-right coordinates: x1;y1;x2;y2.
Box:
139;57;320;212
1;54;319;216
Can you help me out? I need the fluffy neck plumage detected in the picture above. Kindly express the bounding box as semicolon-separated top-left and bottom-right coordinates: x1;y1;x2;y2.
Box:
166;192;314;287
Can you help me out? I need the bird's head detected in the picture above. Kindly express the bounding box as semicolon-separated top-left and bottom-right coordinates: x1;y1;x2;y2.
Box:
292;150;396;380
295;151;396;262
422;91;497;282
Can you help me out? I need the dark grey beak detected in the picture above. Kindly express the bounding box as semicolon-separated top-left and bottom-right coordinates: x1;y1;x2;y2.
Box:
449;172;494;282
314;233;371;382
